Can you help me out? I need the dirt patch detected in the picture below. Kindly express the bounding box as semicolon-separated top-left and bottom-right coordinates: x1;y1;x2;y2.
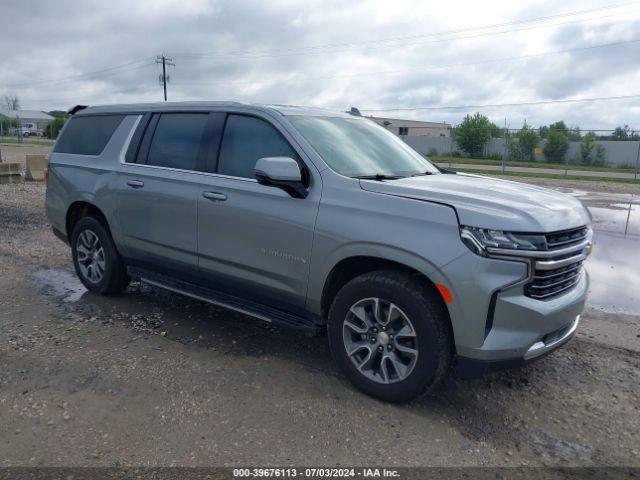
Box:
0;143;52;166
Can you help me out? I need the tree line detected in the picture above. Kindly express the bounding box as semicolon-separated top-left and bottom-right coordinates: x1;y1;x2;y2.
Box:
452;113;639;165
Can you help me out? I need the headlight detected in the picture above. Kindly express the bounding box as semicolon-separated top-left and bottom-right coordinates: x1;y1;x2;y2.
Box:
460;226;546;256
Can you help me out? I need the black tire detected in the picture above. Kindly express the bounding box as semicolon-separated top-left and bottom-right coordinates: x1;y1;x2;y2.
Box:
327;270;452;403
71;216;130;295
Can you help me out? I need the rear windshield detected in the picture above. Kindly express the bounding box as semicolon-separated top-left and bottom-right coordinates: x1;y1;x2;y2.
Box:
54;115;125;156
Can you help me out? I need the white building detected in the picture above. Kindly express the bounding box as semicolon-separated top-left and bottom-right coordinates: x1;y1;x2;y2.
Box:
367;116;451;138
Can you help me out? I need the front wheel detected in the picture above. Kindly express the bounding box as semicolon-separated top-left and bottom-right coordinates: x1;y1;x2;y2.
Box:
327;271;452;403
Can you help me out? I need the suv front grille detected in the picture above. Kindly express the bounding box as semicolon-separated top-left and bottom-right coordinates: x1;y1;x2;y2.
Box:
525;259;584;299
524;227;590;300
545;226;589;249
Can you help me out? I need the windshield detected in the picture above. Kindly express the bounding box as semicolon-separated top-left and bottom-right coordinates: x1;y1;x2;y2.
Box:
288;115;439;178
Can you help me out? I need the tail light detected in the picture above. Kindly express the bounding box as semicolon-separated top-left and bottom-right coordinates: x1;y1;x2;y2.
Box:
44;167;49;184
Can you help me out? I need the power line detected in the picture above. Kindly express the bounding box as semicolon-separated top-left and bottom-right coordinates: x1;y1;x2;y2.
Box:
14;58;155;88
171;37;640;86
360;94;640;112
171;2;640;60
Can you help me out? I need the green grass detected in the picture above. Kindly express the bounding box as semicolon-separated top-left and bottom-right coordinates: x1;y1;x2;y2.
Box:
0;136;55;146
451;168;640;185
432;155;637;173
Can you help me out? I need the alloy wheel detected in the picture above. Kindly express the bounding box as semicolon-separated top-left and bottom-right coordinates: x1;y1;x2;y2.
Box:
76;229;106;284
342;297;419;384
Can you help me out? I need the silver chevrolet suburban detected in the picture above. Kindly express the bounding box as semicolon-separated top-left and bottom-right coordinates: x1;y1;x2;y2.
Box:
45;102;592;402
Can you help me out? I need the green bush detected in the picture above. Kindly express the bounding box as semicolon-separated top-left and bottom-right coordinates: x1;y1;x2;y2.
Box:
579;133;607;166
45;117;66;139
543;131;569;163
593;145;606;166
453;113;493;158
0;118;19;135
509;123;540;161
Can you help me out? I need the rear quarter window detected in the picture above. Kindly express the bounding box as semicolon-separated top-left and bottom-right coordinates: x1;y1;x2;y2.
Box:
53;115;125;155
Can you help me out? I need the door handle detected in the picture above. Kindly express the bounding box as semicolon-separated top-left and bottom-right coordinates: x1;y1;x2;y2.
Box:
202;191;227;202
126;179;144;188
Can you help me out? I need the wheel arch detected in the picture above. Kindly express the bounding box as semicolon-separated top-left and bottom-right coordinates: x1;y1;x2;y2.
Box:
65;201;112;240
318;254;455;348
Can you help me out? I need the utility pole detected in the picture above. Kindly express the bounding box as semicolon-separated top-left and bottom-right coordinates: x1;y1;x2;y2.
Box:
155;54;175;101
502;118;508;174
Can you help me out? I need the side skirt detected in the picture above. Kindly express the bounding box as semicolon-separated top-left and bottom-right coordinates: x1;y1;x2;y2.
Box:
127;266;321;335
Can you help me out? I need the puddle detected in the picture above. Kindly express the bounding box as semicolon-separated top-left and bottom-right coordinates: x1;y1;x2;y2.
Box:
588;205;639;237
563;190;640;237
33;268;87;302
585;232;640;315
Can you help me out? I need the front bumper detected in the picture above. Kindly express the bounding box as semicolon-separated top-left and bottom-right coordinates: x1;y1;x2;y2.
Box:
435;243;589;358
455;314;580;378
458;268;588;362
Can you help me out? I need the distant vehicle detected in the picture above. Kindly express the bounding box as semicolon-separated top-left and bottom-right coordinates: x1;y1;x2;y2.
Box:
45;102;592;402
20;122;44;137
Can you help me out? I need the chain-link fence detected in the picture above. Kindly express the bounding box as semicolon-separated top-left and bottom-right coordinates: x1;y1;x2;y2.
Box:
399;125;640;180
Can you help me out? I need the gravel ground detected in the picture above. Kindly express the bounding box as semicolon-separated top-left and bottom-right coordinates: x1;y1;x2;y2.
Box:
0;181;638;468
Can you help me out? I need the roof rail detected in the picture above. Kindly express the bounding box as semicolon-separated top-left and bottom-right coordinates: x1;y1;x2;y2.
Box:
68;105;88;115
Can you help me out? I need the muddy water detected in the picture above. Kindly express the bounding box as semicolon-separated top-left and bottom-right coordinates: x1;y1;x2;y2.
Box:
32;268;86;302
561;189;640;315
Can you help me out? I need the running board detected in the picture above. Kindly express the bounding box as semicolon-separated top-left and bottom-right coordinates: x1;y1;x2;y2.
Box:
127;266;320;335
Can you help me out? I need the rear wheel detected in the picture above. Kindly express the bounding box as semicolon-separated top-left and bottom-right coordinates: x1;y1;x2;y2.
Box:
71;217;130;294
328;271;452;402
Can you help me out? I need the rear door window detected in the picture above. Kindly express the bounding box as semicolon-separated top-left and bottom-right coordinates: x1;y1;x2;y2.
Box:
217;115;298;178
53;115;124;155
145;113;209;171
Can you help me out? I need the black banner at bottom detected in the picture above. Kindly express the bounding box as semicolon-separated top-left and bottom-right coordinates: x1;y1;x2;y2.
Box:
0;467;638;480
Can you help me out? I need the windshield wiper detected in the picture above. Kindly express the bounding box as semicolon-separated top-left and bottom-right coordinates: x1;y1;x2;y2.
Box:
353;173;404;181
410;171;436;177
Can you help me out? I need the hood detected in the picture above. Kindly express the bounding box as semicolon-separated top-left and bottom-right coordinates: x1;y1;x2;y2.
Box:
359;172;591;232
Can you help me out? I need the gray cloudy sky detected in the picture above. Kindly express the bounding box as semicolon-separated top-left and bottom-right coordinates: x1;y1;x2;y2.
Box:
1;0;640;129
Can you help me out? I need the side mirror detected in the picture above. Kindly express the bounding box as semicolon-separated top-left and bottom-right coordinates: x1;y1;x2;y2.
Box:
254;157;308;198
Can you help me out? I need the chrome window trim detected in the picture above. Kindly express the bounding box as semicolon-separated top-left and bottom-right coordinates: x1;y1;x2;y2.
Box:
121;160;259;183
